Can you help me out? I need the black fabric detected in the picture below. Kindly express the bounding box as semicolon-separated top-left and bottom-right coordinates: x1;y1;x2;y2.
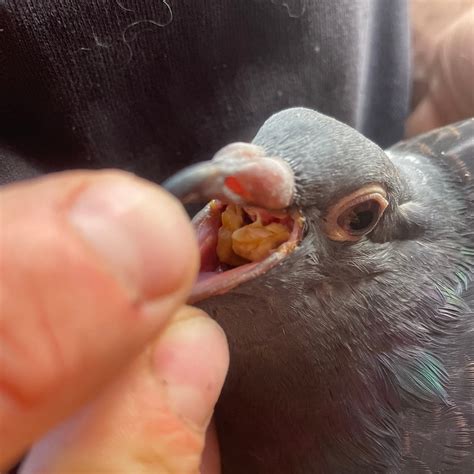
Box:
0;0;410;185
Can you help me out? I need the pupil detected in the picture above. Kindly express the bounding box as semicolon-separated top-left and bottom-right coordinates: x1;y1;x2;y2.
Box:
349;209;374;231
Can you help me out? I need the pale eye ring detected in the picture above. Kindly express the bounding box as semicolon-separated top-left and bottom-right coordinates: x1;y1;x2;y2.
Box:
322;185;388;242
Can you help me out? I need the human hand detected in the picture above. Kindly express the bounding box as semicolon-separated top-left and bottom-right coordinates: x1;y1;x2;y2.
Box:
0;171;229;473
407;2;474;136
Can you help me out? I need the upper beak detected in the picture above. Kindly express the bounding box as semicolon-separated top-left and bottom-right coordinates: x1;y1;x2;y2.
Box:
162;142;295;210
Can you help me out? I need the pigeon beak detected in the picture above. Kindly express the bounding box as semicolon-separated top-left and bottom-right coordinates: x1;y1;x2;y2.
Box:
162;142;295;210
162;142;302;303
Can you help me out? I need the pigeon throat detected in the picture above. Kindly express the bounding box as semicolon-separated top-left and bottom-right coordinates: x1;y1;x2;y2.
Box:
189;200;304;304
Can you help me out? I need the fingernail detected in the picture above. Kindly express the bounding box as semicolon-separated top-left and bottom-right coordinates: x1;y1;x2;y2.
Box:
69;178;198;301
153;310;229;428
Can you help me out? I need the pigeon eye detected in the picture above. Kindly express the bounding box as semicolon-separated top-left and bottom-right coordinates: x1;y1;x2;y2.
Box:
323;185;388;241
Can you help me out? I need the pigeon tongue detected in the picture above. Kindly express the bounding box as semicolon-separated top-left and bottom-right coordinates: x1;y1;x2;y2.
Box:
194;201;222;272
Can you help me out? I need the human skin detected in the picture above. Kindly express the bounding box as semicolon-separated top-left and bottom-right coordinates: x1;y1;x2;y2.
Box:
407;2;474;135
0;171;228;474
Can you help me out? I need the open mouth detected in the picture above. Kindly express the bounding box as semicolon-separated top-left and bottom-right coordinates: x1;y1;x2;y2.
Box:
190;200;304;303
161;141;302;304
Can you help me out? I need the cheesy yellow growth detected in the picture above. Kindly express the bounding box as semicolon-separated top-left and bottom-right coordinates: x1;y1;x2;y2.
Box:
217;205;290;266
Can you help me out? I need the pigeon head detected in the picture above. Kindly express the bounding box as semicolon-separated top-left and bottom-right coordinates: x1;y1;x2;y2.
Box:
163;108;468;359
163;109;474;472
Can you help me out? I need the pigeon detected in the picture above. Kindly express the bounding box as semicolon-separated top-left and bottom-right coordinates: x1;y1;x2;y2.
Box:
163;108;474;473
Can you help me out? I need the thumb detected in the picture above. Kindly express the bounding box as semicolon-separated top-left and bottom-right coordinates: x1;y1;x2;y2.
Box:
20;307;229;474
0;170;199;467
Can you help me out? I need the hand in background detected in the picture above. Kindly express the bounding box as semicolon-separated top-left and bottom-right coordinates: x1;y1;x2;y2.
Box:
407;2;474;136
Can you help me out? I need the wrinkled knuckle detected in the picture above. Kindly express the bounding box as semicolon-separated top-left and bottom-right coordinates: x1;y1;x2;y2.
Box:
131;415;204;473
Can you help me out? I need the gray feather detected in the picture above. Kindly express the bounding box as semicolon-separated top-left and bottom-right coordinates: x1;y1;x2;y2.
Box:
198;110;474;473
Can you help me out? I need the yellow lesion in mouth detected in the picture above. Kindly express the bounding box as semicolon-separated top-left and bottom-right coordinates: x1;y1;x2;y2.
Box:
216;204;291;266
